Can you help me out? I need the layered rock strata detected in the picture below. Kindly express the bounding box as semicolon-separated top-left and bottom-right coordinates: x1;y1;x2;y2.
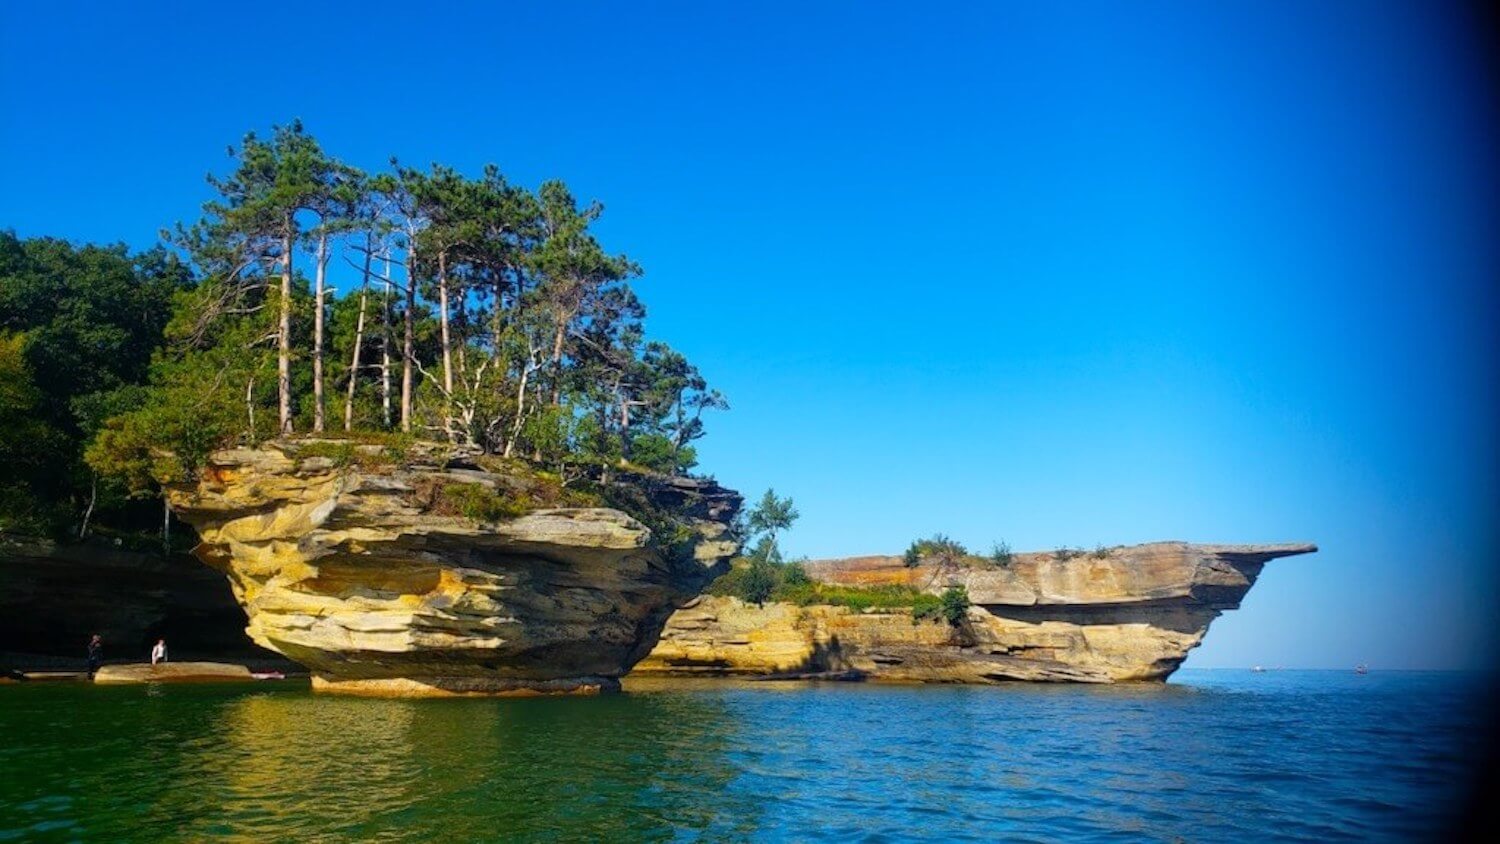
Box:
164;442;740;696
635;542;1315;683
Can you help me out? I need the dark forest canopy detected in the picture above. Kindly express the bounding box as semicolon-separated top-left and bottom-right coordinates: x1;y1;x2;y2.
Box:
0;121;726;541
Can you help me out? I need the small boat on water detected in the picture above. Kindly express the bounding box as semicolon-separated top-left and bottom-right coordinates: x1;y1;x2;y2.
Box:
1354;664;1369;675
251;671;286;681
1251;666;1266;673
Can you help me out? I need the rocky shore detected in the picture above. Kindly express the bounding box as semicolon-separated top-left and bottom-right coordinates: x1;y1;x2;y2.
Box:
4;442;1313;693
636;542;1316;683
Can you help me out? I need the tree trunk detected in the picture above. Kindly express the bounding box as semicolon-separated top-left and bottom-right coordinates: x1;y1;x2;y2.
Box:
615;375;631;460
439;250;453;395
401;248;416;432
312;231;328;433
245;376;256;435
278;225;294;434
670;398;685;472
78;473;97;539
381;252;393;429
549;319;567;406
503;348;533;459
162;497;171;556
345;240;372;432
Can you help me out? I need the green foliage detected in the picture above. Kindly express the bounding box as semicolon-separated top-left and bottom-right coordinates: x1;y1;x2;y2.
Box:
745;488;798;563
0;332;68;533
0;232;190;536
6;124;738;544
290;434;415;469
777;581;941;614
438;483;530;523
745;535;780;565
904;534;969;567
782;560;811;586
912;587;971;627
708;558;943;616
990;540;1014;567
627;432;679;475
940;586;971;626
1054;546;1081;561
1092;544;1111;559
739;558;779;606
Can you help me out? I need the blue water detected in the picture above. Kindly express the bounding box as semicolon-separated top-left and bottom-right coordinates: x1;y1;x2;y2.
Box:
0;670;1487;841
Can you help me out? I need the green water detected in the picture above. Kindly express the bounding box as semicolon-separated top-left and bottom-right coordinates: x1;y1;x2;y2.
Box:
0;672;1486;841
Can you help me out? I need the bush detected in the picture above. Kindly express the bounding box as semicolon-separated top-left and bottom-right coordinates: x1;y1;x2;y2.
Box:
1092;544;1111;559
990;540;1013;567
1054;546;1080;561
939;586;971;626
904;534;968;568
912;586;970;627
783;560;810;586
707;562;943;615
437;483;530;523
739;558;779;605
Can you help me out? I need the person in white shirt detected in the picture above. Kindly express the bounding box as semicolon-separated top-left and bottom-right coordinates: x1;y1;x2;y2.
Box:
151;639;167;665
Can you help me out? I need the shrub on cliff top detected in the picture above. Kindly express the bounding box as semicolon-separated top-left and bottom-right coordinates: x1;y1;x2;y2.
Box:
434;483;530;523
912;586;971;627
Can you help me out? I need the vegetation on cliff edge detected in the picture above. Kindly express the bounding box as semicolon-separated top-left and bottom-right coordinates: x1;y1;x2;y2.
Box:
2;122;731;545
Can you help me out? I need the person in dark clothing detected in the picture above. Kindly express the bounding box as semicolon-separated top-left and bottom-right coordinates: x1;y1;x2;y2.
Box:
86;634;102;679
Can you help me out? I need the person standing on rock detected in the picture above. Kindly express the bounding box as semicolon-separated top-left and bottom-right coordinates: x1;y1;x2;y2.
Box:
151;639;167;666
86;634;103;679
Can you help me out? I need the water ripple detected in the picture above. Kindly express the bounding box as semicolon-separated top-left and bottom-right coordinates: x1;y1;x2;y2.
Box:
0;670;1489;841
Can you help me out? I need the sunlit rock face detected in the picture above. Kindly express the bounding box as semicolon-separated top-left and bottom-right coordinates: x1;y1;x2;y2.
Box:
635;542;1315;683
165;443;740;697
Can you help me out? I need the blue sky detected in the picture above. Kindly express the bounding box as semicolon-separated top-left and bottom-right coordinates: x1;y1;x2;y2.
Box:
2;1;1495;669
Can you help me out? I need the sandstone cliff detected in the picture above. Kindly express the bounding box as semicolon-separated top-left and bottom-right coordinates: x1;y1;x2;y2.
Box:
635;542;1315;683
163;442;741;696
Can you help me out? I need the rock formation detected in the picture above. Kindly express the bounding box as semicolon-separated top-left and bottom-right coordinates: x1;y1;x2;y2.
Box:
163;442;741;696
635;542;1315;683
93;661;257;684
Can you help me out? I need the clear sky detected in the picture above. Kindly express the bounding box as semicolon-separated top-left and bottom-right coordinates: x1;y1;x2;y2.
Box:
2;2;1495;670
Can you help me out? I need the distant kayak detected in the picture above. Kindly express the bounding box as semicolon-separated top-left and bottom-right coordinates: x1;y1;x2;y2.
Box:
251;671;286;681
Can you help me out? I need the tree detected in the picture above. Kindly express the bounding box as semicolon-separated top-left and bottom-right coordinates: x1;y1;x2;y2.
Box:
71;124;731;528
740;558;779;606
194;121;342;434
637;341;727;474
939;586;971;626
0;332;65;533
0;232;190;537
746;489;799;563
533;181;640;408
305;161;363;432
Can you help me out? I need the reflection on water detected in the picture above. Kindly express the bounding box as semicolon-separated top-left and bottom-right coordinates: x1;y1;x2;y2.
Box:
0;671;1488;842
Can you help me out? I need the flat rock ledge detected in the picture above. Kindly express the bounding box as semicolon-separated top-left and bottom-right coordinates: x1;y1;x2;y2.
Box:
94;662;255;684
636;541;1316;684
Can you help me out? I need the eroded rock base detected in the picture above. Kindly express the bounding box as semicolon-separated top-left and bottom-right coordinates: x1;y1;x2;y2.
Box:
310;675;618;698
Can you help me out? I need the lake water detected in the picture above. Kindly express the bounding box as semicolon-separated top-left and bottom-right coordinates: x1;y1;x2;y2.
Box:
0;670;1488;841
